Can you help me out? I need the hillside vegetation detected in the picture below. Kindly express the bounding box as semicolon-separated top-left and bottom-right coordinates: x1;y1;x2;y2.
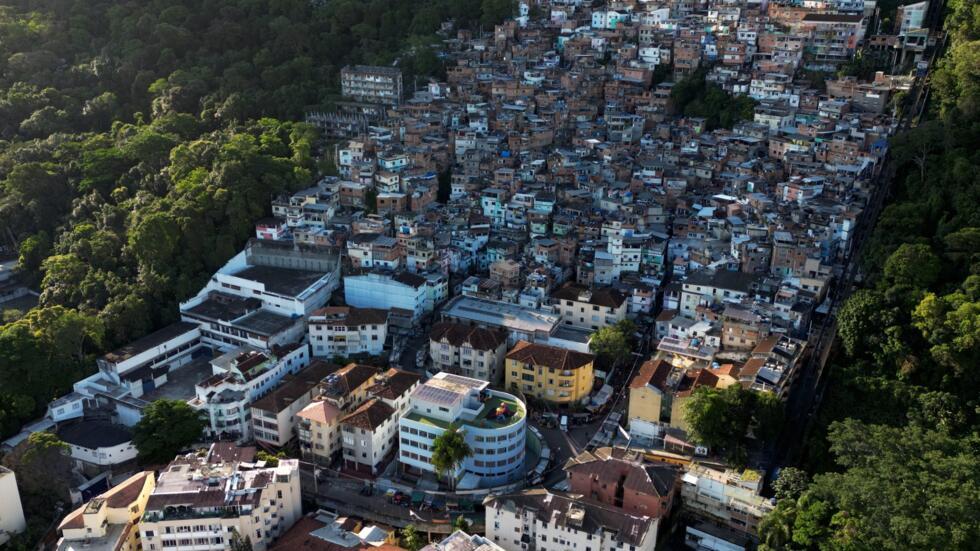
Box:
0;0;515;438
759;1;980;548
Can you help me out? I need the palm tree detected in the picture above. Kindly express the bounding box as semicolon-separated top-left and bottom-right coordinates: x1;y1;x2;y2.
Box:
758;499;797;550
430;424;473;491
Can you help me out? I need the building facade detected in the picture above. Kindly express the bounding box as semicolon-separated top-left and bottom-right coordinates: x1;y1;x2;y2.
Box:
505;341;595;406
139;444;302;551
398;372;527;488
484;489;659;551
308;307;389;358
428;322;509;383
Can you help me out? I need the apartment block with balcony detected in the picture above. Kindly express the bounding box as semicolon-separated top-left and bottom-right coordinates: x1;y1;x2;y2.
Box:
340;368;420;476
505;341;595;406
189;345;309;443
139;443;302;551
680;463;773;535
484;488;659;551
340;65;403;106
249;360;339;448
428;322;509;383
297;366;418;466
308;307;389;359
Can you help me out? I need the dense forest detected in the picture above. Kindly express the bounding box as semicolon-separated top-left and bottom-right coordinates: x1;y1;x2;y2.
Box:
759;0;980;548
0;0;515;438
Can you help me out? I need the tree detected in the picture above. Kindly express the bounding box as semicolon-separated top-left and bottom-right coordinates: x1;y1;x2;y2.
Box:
453;514;471;532
684;385;778;466
228;529;253;551
590;324;630;367
400;525;425;551
1;432;73;550
773;467;810;501
883;243;941;289
430;424;473;490
132;399;205;464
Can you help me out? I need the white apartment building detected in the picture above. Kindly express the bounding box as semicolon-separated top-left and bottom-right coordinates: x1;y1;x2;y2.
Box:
0;467;26;545
139;444;302;551
344;271;428;321
308;307;389;358
428;322;509;383
679;271;760;318
484;489;659;551
398;372;527;488
552;284;628;331
189;345;310;443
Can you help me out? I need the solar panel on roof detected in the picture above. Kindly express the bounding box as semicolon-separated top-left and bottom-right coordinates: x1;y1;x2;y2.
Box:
414;385;460;406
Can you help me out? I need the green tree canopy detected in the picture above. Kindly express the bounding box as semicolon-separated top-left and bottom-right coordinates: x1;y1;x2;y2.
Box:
132;399;206;464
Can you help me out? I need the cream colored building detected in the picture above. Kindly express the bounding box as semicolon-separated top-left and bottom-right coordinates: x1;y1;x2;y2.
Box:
428;321;509;383
250;360;338;448
552;283;628;331
297;399;344;465
505;341;595;406
627;359;673;436
298;367;419;467
680;463;773;534
57;471;155;551
0;466;26;545
138;443;302;551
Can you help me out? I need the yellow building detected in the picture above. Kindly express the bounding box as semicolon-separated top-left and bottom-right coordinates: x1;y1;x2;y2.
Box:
505;341;595;405
627;359;673;431
57;471;156;551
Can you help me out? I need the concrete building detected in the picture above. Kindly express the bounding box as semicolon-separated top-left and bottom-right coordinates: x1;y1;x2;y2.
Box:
344;271;428;322
398;372;526;488
339;368;421;476
552;284;628;331
341;65;403;106
189;345;310;443
139;443;302;551
92;322;204;398
308;307;389;359
249;360;339;448
0;466;26;545
428;322;509;383
484;489;659;551
441;295;562;346
57;420;138;474
56;471;154;551
504;341;595;406
680;463;773;535
298;366;418;466
679;271;760;318
340;398;398;475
